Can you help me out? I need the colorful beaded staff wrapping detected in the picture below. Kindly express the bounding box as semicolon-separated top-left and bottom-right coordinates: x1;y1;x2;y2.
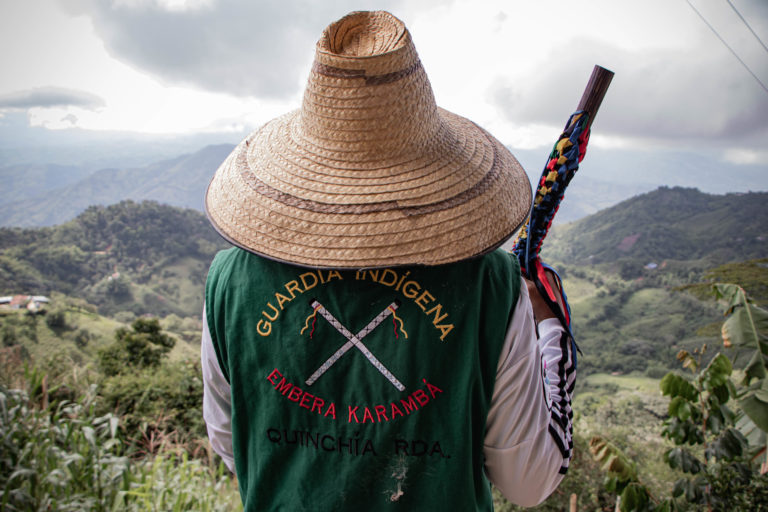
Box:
510;110;591;355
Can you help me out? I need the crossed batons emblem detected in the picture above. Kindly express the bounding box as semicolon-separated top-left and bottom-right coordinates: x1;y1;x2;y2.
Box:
301;298;407;391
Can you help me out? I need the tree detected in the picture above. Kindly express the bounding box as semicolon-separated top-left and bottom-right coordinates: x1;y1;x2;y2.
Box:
98;318;175;377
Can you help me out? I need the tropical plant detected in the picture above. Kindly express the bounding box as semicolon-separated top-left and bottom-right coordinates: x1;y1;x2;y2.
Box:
713;282;768;466
590;283;768;511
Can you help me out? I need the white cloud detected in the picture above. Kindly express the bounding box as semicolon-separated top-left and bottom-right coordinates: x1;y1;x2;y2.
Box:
0;87;105;110
111;0;215;11
723;148;768;165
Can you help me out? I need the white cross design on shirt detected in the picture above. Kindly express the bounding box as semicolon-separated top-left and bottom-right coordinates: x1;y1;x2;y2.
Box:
304;298;405;391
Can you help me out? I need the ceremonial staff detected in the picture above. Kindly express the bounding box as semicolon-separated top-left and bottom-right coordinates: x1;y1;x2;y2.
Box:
510;65;614;336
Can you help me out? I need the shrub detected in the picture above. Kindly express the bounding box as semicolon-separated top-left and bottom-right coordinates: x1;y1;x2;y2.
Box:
98;318;174;377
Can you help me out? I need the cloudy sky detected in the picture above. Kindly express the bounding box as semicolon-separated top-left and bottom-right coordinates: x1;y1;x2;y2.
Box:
1;0;767;189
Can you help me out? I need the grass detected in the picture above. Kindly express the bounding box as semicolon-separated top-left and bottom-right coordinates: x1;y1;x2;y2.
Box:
581;372;661;394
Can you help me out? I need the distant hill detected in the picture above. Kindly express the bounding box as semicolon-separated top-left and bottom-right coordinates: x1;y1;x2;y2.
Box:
1;144;234;227
0;163;94;206
0;200;229;318
542;187;768;275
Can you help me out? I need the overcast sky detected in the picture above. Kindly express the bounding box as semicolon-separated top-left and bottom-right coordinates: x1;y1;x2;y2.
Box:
1;0;767;173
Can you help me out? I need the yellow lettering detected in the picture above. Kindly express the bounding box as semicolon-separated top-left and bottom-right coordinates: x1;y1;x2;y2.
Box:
415;290;435;311
379;269;398;287
326;270;343;282
367;269;379;282
257;319;272;336
263;303;279;321
284;280;302;299
425;303;449;325
300;272;318;290
402;280;421;299
395;271;410;291
438;324;454;341
275;292;291;310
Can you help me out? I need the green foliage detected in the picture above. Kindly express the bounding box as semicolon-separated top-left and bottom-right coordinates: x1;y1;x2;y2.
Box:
543;187;768;269
712;283;768;470
587;283;768;510
561;269;722;376
74;328;91;348
0;384;129;511
45;308;68;329
1;312;39;347
587;436;662;512
0;200;227;318
113;453;241;512
0;370;240;511
99;360;206;446
590;435;638;485
660;373;697;402
658;344;753;507
704;259;768;307
98;318;175;377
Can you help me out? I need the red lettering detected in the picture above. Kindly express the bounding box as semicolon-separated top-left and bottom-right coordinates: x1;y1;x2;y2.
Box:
424;380;443;398
276;377;292;395
311;396;325;414
348;405;360;423
325;403;337;420
288;386;302;402
299;392;312;409
390;402;404;419
400;396;418;414
266;368;281;385
375;405;389;422
362;407;374;423
413;389;430;406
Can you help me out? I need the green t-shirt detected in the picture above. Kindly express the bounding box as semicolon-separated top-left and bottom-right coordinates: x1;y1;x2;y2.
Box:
206;248;521;511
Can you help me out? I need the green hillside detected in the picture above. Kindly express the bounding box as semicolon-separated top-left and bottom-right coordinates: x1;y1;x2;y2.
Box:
520;187;768;376
0;200;229;318
542;187;768;277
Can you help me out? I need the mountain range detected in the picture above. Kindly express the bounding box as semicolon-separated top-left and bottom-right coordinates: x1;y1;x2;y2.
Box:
1;145;232;227
4;140;764;229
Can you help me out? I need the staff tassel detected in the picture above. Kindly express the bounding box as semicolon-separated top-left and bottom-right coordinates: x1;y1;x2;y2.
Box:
510;65;614;351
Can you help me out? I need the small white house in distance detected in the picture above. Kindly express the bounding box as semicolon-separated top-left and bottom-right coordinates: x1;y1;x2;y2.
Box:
0;295;51;312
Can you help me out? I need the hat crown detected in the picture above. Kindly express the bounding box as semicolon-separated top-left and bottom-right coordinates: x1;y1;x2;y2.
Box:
319;10;408;59
299;11;443;159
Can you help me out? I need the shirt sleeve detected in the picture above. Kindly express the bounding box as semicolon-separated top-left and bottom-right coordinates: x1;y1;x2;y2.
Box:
201;306;236;473
483;278;575;507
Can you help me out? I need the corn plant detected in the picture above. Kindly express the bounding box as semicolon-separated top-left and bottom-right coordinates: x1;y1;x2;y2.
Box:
0;383;130;511
1;369;241;511
115;453;241;512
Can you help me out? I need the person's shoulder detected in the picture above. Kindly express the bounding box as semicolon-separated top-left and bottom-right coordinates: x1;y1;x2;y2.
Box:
474;248;521;277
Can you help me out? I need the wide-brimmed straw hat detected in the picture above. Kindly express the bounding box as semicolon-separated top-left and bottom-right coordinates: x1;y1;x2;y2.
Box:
205;10;531;269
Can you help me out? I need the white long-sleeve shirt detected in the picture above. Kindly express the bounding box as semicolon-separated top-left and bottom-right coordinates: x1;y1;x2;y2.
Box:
202;277;573;507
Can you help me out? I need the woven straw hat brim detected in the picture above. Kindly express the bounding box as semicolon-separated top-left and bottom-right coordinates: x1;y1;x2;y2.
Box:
205;10;531;268
205;108;531;269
